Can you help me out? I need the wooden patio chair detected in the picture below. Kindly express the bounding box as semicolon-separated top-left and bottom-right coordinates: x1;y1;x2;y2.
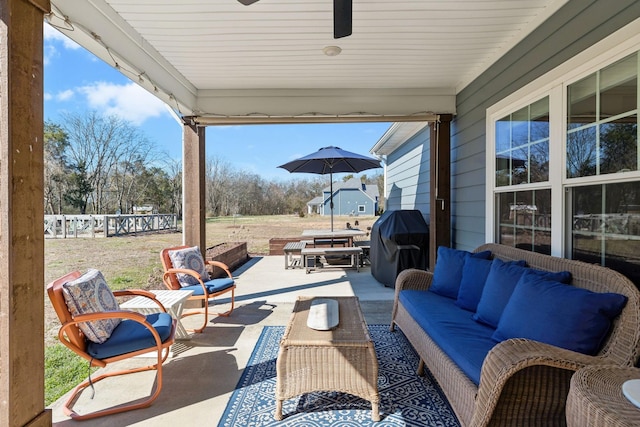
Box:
160;245;236;333
47;269;176;421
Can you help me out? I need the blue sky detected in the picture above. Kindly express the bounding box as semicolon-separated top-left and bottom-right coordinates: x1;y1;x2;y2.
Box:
43;24;391;181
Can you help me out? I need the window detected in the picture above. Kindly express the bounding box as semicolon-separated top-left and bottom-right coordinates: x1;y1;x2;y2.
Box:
496;97;550;186
488;40;640;286
568;182;640;284
358;205;366;213
496;189;551;254
492;96;552;251
567;54;638;178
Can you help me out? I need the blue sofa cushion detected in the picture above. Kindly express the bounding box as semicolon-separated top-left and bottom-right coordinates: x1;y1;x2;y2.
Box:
456;258;529;312
473;261;572;328
456;257;493;312
180;278;234;296
492;275;627;355
87;312;173;359
429;247;491;299
400;290;496;385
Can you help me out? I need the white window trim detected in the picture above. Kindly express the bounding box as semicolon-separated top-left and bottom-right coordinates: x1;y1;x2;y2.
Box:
486;18;640;257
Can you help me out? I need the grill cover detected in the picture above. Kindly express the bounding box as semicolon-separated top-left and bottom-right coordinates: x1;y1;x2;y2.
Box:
370;209;429;287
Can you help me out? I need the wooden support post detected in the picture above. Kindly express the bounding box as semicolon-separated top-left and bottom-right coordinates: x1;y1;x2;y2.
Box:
0;0;52;426
182;122;206;252
429;115;453;270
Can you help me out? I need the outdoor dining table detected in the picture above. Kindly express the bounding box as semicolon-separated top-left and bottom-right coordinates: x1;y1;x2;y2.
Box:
301;228;366;247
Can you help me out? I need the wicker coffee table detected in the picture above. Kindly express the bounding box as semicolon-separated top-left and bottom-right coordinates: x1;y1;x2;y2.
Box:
566;365;640;427
275;296;380;421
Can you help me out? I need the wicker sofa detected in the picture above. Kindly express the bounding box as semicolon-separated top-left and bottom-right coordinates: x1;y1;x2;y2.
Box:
390;243;640;427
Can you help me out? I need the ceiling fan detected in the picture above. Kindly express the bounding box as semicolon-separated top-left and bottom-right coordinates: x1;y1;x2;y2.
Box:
237;0;352;39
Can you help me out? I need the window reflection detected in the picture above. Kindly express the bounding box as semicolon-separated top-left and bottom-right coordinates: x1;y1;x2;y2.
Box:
571;182;640;284
497;189;552;254
567;52;638;178
495;97;549;187
600;55;637;119
568;74;597;129
567;126;597;177
600;119;638;174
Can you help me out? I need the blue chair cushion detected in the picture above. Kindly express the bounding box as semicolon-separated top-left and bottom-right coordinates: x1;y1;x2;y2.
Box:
473;260;571;328
400;290;496;385
492;274;627;355
86;312;174;359
429;246;491;299
180;278;235;296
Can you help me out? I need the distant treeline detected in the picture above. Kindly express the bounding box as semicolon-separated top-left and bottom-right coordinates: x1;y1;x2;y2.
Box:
44;112;383;218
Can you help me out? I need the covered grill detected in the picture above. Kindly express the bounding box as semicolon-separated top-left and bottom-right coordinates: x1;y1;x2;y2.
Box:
370;210;429;287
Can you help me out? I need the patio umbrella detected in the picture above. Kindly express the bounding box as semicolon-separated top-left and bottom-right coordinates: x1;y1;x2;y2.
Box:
278;146;382;231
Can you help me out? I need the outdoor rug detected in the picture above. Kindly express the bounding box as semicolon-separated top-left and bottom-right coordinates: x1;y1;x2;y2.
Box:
218;325;460;426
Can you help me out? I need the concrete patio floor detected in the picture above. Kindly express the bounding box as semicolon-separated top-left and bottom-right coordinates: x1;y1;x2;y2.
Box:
49;255;396;426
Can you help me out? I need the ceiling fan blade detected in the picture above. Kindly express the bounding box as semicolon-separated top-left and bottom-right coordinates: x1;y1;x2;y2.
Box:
237;0;260;5
334;0;352;39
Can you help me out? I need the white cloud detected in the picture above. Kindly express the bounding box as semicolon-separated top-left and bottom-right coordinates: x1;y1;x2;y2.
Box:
43;23;81;66
56;89;74;101
43;22;81;50
78;81;169;125
44;93;53;101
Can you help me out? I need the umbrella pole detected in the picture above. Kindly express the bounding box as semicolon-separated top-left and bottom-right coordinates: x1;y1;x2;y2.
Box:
330;171;334;231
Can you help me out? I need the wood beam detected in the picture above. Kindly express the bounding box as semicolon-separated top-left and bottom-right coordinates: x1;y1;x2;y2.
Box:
429;115;453;270
0;0;52;426
182;123;206;252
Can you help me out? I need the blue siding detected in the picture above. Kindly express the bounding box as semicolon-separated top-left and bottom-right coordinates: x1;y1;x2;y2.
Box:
323;188;376;216
386;129;431;218
451;0;640;251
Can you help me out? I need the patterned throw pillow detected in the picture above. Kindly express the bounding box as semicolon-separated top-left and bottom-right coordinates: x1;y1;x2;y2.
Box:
167;246;209;286
62;269;121;344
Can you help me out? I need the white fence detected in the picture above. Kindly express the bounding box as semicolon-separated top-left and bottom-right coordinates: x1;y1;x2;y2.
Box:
44;214;178;238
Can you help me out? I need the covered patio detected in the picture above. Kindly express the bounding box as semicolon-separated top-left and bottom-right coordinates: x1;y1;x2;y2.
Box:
47;255;396;425
3;1;640;426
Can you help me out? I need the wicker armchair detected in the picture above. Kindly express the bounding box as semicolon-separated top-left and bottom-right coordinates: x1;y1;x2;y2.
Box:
390;243;640;427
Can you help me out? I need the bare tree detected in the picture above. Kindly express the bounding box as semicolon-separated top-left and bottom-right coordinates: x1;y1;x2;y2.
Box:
110;136;158;213
205;156;234;216
43;121;70;214
163;157;183;218
62;111;152;214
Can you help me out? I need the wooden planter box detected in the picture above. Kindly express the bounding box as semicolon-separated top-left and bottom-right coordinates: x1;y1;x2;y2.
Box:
205;242;248;278
269;237;303;255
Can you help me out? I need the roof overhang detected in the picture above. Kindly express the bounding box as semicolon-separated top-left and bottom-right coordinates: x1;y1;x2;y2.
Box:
370;121;431;156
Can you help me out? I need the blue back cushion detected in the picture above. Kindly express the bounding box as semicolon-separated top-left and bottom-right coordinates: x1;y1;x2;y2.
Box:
472;259;528;328
492;274;627;355
429;246;491;299
456;258;531;313
473;261;571;328
456;257;493;312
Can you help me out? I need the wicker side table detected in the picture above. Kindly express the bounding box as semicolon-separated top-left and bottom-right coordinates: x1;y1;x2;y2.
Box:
275;296;380;421
566;365;640;427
